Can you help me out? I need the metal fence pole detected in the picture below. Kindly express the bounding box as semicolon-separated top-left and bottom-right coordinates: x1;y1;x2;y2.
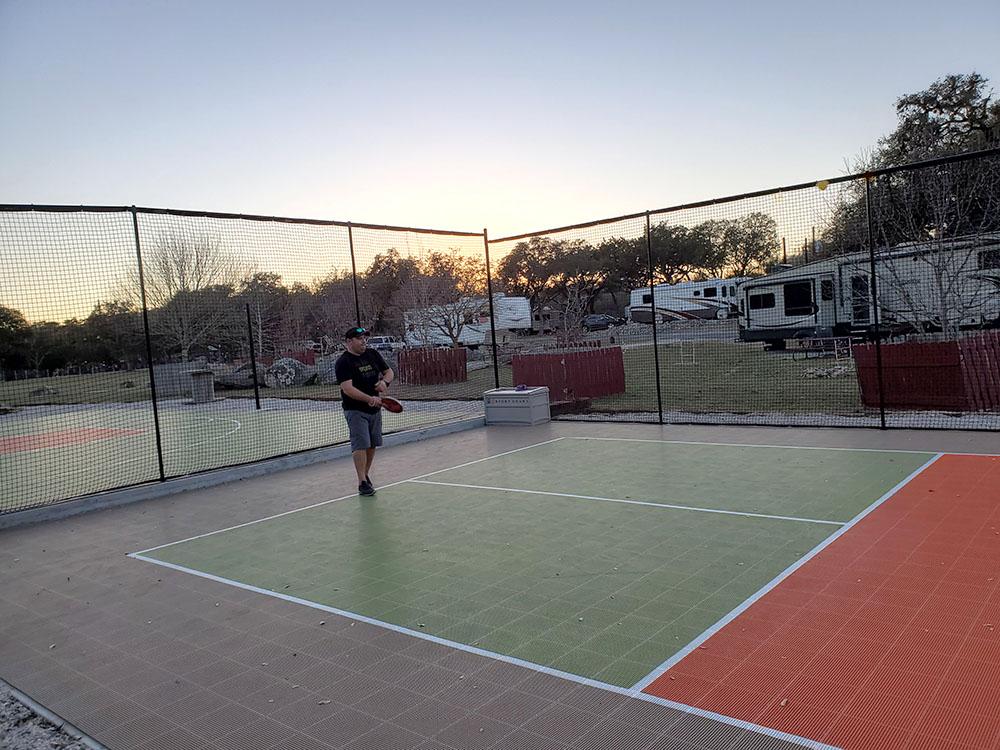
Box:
864;176;888;429
131;207;166;481
245;303;262;410
482;229;501;390
347;222;361;327
645;212;664;425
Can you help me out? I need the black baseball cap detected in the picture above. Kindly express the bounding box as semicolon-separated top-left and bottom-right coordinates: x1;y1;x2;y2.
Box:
344;326;368;339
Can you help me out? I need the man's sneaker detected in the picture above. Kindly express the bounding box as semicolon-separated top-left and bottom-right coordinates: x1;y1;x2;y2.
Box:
366;475;374;490
358;480;376;496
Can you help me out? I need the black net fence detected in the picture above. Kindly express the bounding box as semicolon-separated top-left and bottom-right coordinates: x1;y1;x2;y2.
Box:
3;148;999;514
0;208;490;514
489;148;1000;431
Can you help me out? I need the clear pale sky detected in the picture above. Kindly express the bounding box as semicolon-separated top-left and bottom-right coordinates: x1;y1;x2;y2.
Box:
1;0;998;237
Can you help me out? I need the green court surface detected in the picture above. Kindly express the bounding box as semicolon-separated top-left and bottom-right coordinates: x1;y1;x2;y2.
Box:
139;439;934;688
0;399;479;512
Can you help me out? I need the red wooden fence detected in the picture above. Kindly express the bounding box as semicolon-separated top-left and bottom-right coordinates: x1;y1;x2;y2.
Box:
512;347;626;402
959;330;1000;411
853;330;1000;411
398;347;467;385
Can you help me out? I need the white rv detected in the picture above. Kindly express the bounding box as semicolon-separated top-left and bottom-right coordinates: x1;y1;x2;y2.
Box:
404;294;532;348
628;278;750;323
737;234;1000;349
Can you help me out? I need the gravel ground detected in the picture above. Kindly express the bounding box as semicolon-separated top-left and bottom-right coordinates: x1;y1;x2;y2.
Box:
0;684;93;750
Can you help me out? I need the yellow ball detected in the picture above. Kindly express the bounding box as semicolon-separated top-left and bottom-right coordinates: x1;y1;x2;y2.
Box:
816;180;829;191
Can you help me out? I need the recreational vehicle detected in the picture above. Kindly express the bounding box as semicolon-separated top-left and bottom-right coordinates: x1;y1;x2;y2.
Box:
628;278;750;323
737;234;1000;349
404;294;532;348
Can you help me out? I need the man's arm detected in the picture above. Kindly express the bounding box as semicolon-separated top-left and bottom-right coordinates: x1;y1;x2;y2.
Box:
340;379;381;407
374;352;394;393
376;366;394;393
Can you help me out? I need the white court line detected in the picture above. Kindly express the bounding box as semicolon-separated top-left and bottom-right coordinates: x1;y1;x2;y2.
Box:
130;552;839;750
565;435;997;457
131;436;566;555
411;479;845;526
630;452;944;693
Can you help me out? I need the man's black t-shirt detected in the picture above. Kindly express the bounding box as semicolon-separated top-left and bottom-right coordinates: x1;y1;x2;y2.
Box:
335;349;389;413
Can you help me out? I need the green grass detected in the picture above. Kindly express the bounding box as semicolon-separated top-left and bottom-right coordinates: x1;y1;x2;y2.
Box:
0;364;509;407
598;342;866;415
0;342;863;416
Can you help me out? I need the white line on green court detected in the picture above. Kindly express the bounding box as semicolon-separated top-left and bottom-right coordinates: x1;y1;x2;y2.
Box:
630;451;945;693
131;436;567;556
566;435;996;456
131;552;839;750
410;479;846;526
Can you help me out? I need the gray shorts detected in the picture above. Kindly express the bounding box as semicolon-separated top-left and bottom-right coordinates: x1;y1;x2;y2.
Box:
345;409;383;452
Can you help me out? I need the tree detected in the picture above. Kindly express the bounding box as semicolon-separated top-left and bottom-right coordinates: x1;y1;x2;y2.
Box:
238;272;289;359
124;232;249;360
647;222;726;282
358;249;421;333
878;73;1000;165
83;300;145;365
595;235;647;310
546;240;607;314
708;213;779;277
0;305;30;370
25;320;79;371
821;73;1000;257
314;270;361;340
401;250;489;348
495;237;562;308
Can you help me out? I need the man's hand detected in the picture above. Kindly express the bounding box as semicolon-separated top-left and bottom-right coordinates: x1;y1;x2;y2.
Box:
368;396;383;408
375;379;388;394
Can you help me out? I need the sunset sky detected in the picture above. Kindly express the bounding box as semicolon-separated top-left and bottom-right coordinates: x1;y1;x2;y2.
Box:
2;0;998;239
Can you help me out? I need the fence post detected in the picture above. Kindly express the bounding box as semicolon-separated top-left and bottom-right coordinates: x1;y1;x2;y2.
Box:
347;222;361;327
483;228;501;390
864;176;887;429
245;303;262;410
646;212;664;424
131;207;166;481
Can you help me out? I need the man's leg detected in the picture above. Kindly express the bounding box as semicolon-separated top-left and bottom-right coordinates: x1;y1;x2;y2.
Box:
365;411;382;486
346;410;374;494
352;450;368;484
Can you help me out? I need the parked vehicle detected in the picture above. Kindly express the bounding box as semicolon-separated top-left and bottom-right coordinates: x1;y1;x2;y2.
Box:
627;278;749;322
737;234;1000;349
582;313;626;332
367;335;404;353
404;294;533;348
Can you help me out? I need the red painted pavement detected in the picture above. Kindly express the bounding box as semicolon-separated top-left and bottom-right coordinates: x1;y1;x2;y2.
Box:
0;427;144;454
644;454;1000;750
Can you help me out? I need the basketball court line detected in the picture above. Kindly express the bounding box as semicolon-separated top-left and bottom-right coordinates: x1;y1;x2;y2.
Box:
131;551;838;750
566;435;996;457
631;452;943;692
131;436;566;555
410;478;846;526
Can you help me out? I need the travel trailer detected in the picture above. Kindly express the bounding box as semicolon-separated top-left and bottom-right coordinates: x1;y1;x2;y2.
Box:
404;294;532;348
737;234;1000;349
627;278;751;323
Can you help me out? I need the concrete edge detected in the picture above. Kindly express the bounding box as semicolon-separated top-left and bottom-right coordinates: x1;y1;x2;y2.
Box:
0;416;485;531
1;676;109;750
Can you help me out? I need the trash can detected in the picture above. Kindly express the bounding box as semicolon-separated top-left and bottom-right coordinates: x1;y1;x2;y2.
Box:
190;369;216;404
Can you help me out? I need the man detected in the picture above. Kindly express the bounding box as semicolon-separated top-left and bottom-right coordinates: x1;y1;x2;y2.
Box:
334;327;394;496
